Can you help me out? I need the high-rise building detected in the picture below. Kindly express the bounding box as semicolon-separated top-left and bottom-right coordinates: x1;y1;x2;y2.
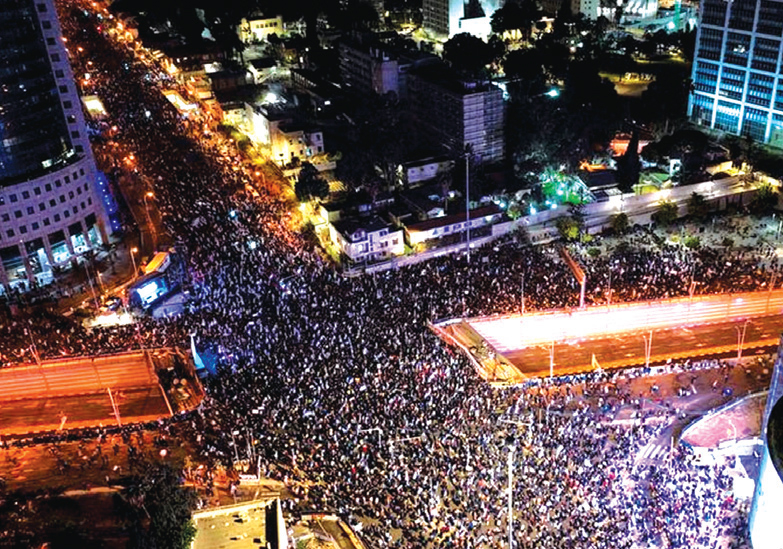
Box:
0;0;110;294
688;0;783;146
337;34;438;100
409;64;505;163
422;0;501;39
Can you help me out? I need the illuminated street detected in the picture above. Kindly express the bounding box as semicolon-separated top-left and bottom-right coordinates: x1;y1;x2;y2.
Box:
2;0;783;548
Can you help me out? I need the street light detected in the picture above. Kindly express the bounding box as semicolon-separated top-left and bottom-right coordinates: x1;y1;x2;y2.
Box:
507;436;516;549
143;191;157;252
130;246;138;277
520;273;525;315
736;320;750;362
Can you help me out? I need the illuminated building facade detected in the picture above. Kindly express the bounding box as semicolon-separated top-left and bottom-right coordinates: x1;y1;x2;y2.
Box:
422;0;501;39
688;0;783;146
0;0;110;294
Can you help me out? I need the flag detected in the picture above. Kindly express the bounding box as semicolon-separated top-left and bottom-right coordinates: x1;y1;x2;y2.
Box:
592;354;602;372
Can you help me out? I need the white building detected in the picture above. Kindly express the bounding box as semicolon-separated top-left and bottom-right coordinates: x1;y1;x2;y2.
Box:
238;15;284;43
405;204;504;247
422;0;501;39
408;65;505;164
329;216;405;263
245;105;325;166
400;156;454;186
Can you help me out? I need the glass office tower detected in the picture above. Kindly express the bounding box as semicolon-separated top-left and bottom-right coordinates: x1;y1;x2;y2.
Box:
688;0;783;146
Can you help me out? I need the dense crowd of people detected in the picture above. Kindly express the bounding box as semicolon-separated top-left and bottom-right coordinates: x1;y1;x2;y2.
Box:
0;2;772;547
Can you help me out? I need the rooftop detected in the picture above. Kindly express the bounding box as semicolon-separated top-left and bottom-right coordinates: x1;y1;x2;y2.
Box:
578;169;618;189
407;203;502;232
409;62;500;96
333;215;394;238
249;57;277;70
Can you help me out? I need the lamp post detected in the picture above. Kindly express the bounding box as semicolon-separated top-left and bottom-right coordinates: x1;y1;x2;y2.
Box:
643;330;653;369
143;191;157;252
507;437;516;549
130;246;138;279
520;273;525;315
549;340;555;379
736;320;750;362
465;151;470;264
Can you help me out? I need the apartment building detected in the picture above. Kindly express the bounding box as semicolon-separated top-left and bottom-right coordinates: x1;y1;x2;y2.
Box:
408;65;505;163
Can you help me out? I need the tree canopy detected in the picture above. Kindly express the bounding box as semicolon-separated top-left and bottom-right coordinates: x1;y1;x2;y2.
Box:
610;212;630;234
443;33;495;77
295;162;330;202
115;462;197;549
616;131;640;193
687;192;709;219
652;200;679;225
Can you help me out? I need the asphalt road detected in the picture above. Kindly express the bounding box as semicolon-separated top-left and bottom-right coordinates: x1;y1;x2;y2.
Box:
469;289;783;352
0;352;157;402
500;314;781;378
0;386;169;436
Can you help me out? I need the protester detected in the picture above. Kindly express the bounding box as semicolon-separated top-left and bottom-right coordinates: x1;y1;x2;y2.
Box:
0;3;762;547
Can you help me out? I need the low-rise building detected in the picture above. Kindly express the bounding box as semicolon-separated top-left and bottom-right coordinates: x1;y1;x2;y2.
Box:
273;123;325;166
329;216;405;263
238;15;284;43
400;156;454;187
246;104;326;166
405;204;504;248
247;58;278;85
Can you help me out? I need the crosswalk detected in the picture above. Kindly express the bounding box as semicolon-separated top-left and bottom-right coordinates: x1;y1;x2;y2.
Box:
637;442;670;463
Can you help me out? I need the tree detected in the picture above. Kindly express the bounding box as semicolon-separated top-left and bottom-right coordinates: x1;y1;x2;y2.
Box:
687;192;709;220
616;130;640;193
115;462;197;549
683;236;701;249
503;49;546;97
652;199;678;225
337;95;417;193
556;216;580;240
295;162;330;202
443;33;494;77
749;183;779;214
610;212;629;234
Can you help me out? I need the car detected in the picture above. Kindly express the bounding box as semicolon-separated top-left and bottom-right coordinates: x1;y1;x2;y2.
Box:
102;295;123;311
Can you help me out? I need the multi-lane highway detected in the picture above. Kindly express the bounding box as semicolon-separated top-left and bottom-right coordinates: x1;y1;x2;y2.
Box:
437;290;783;380
467;289;783;353
0;351;157;402
0;350;172;436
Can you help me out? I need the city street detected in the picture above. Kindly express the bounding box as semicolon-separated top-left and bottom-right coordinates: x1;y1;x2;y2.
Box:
501;315;779;377
442;290;783;379
0;351;156;401
0;386;168;436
